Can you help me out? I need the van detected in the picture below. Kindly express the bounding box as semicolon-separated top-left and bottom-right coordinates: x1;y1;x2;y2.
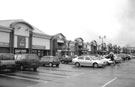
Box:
0;53;16;71
15;54;40;71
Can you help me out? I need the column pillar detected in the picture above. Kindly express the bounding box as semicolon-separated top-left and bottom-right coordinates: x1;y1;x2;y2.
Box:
9;29;14;53
29;31;33;54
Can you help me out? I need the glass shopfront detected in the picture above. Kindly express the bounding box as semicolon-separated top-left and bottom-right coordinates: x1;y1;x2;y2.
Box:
32;49;50;58
14;48;28;54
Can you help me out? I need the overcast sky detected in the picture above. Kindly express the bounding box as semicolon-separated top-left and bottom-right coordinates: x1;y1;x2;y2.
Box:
0;0;134;47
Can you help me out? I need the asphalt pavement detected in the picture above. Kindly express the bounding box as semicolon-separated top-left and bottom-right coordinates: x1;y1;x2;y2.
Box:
0;59;135;87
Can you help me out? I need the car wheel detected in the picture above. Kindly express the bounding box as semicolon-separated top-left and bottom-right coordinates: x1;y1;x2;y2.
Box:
11;68;16;72
93;63;98;68
56;64;59;67
107;62;110;65
61;61;65;64
75;62;80;67
43;64;46;66
33;68;37;71
49;63;53;67
20;66;25;71
66;62;69;64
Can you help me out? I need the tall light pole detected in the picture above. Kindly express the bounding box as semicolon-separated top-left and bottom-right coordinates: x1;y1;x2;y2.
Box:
68;40;71;56
99;35;106;53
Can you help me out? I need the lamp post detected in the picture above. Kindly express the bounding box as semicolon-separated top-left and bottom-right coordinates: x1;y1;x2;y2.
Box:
68;40;71;56
99;35;106;54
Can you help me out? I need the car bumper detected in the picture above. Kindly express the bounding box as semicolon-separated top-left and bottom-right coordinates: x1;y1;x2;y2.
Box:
98;63;106;67
0;64;16;70
52;62;60;65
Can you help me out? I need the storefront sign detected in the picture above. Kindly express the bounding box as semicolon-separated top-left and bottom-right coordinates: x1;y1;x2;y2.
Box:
32;45;46;49
57;39;64;43
17;36;26;48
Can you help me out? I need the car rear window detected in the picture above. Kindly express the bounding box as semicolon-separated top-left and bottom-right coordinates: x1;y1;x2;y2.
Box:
53;56;59;60
0;54;14;60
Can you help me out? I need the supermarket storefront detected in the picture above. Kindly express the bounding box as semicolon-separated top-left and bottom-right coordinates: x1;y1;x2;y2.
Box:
32;33;51;58
0;19;51;57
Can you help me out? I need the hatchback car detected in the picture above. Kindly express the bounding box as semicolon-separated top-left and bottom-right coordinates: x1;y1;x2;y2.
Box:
0;53;16;71
15;54;40;71
60;55;72;64
72;56;106;68
60;55;78;64
40;56;60;67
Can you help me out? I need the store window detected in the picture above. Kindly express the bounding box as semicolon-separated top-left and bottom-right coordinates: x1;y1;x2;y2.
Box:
14;49;28;54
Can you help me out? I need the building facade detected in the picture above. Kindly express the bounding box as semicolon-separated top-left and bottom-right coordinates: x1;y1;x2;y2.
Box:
50;33;67;57
74;38;84;56
67;40;75;56
0;19;51;57
0;26;11;53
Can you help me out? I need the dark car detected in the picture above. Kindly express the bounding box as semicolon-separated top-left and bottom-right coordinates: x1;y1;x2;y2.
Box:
126;54;131;60
15;54;40;71
60;55;77;64
0;53;16;71
40;56;60;67
117;54;131;61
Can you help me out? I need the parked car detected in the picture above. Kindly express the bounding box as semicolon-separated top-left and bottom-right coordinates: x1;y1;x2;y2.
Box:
130;54;135;59
40;56;60;67
117;54;131;61
15;54;40;71
114;54;122;63
0;53;16;71
126;54;131;60
94;55;114;65
60;55;78;64
72;55;106;68
60;55;72;64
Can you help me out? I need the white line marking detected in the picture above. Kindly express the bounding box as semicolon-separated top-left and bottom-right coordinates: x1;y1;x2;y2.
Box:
102;77;117;87
0;74;48;83
21;71;69;78
38;72;69;78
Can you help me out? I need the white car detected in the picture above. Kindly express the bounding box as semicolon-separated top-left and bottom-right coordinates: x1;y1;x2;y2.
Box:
72;56;106;68
101;56;114;65
102;58;114;65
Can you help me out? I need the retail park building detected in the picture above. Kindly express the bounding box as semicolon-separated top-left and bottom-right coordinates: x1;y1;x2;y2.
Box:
0;19;103;58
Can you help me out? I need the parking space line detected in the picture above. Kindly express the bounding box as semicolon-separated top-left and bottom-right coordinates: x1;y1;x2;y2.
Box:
0;74;48;83
101;77;117;87
38;72;70;78
21;71;70;78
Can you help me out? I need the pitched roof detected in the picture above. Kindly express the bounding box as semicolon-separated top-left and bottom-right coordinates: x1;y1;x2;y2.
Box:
0;19;51;37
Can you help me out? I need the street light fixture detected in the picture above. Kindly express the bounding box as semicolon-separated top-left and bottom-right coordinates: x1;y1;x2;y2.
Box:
99;35;106;53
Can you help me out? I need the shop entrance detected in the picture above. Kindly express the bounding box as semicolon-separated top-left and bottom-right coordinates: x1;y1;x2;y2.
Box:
32;49;50;58
14;48;28;54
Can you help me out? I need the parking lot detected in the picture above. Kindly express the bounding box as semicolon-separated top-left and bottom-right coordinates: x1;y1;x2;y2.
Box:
0;58;135;87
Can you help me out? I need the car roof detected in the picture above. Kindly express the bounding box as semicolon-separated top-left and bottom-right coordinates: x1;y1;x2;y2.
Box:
15;54;36;55
0;53;14;55
41;56;57;58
